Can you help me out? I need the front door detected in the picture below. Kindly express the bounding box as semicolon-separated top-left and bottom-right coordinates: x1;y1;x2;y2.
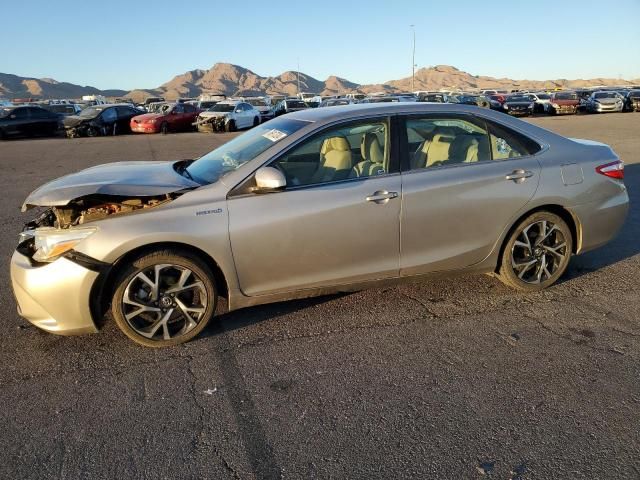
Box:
228;116;401;296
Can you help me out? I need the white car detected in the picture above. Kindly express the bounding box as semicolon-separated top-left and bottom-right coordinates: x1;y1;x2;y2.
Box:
528;93;552;113
196;100;261;132
243;97;273;121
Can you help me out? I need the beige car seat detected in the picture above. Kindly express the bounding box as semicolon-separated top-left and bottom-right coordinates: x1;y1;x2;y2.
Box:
351;132;386;177
412;134;453;168
311;136;353;183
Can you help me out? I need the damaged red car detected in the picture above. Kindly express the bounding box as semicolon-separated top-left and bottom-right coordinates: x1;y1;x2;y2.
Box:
130;103;200;134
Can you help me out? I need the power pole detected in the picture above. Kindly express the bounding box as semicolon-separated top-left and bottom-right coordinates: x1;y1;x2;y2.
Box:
297;58;301;96
410;25;416;91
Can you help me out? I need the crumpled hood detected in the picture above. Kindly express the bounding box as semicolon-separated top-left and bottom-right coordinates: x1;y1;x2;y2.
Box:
198;111;228;119
22;161;200;211
63;115;90;128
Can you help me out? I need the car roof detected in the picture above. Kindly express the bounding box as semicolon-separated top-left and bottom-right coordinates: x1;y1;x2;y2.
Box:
285;102;492;123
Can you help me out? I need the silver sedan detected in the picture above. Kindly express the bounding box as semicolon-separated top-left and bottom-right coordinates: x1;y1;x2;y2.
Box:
11;103;629;346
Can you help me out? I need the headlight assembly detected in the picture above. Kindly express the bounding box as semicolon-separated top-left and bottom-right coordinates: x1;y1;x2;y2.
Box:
32;227;97;262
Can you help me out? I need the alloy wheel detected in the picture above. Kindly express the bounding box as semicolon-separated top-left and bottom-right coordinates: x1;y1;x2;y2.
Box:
510;220;568;284
122;264;208;341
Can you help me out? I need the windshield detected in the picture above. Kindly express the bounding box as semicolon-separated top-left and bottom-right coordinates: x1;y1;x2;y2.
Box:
246;99;267;107
285;100;306;108
186;118;308;184
508;96;530;102
537;94;551;99
210;103;236;112
160;104;175;114
594;92;617;99
78;106;104;118
556;92;577;100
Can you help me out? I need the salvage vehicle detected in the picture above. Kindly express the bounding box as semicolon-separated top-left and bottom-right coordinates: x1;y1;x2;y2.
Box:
12;103;628;347
244;97;273;122
547;92;580;115
195;100;260;132
527;93;551;113
586;91;624;113
44;104;83;116
319;98;357;107
64;104;140;137
417;93;448;103
130;103;200;134
502;95;534;116
0;105;62;139
622;90;640;112
272;99;308;117
449;94;491;108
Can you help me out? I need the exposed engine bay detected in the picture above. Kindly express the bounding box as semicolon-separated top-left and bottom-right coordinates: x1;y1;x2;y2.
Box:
24;194;176;229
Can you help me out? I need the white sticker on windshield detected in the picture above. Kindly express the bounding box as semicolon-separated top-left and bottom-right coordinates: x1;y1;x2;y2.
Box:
262;129;287;142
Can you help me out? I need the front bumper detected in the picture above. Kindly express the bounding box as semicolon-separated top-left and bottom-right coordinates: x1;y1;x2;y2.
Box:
131;123;158;133
10;251;99;335
552;105;578;115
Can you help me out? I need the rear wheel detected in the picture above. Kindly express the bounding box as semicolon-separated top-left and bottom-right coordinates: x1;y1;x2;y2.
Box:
252;116;260;127
111;249;217;347
498;212;572;292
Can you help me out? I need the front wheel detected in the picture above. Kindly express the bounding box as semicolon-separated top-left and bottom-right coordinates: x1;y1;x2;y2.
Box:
111;249;217;347
497;212;572;292
225;119;236;132
160;121;169;134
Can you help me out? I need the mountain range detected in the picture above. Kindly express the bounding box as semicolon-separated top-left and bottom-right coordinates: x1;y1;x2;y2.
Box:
2;64;639;102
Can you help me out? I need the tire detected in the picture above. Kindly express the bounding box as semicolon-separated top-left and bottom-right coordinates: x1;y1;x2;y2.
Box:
252;116;260;127
225;119;236;132
497;211;573;292
86;126;99;137
160;122;169;135
111;249;218;347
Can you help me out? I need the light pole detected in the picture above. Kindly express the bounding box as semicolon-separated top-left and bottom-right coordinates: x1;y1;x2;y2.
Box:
297;58;301;96
410;24;416;91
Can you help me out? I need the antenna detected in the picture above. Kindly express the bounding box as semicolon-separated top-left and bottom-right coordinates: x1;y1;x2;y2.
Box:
410;25;416;91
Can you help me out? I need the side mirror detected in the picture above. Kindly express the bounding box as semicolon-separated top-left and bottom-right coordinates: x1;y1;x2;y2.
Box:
10;114;16;120
253;167;286;193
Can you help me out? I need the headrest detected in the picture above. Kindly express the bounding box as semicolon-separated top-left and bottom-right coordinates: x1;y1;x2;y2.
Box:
321;136;350;154
360;132;380;159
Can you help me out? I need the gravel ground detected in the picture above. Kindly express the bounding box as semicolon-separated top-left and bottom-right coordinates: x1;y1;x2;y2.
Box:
0;112;638;479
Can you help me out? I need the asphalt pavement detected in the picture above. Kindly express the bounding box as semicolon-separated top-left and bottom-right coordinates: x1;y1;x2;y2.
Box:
0;113;639;479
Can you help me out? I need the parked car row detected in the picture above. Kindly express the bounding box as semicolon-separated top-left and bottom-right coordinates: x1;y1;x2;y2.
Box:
2;85;639;140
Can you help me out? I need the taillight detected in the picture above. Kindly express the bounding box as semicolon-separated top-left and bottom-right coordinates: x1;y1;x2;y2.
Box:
596;160;624;180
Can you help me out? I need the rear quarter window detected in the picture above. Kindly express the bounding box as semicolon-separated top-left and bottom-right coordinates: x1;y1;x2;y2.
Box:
486;120;541;160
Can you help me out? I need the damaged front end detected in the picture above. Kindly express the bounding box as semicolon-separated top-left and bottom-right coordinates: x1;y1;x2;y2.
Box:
25;194;176;230
194;115;227;133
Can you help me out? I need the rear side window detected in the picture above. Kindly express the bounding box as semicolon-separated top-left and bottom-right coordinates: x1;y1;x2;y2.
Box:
101;108;117;122
405;115;491;170
485;120;541;160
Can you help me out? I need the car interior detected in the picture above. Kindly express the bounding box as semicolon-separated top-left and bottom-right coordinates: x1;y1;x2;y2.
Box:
272;122;389;186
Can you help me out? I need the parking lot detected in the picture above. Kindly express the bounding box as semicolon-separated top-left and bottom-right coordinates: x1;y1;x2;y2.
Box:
1;113;639;479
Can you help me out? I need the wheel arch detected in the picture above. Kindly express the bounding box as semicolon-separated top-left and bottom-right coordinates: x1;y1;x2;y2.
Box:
90;241;229;327
494;204;580;273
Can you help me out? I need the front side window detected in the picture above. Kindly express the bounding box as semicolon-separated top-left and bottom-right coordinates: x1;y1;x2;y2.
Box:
271;119;389;187
101;108;117;122
406;116;491;170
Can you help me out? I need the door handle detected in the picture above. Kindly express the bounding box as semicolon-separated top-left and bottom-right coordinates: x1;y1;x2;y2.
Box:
505;169;534;183
366;190;398;204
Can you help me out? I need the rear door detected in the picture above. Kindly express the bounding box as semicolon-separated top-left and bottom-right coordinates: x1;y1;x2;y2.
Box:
227;116;401;296
399;113;542;275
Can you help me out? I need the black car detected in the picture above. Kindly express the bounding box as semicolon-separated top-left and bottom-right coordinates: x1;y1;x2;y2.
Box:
450;94;491;108
272;99;308;117
622;90;640;112
0;105;62;139
418;93;448;103
63;104;141;137
502;95;535;116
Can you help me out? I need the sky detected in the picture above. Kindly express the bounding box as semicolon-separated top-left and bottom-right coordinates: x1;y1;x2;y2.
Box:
2;0;639;90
